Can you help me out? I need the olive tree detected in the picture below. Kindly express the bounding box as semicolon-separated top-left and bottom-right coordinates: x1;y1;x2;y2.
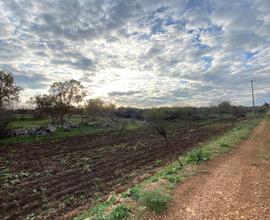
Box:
0;70;22;109
31;79;86;123
144;108;183;167
0;70;22;135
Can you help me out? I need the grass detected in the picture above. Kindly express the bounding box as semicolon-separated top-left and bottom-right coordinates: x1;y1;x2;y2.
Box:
260;150;270;161
109;204;131;220
141;190;171;213
128;186;142;201
7;118;49;129
186;148;210;164
0;125;110;144
0;119;142;145
74;117;260;219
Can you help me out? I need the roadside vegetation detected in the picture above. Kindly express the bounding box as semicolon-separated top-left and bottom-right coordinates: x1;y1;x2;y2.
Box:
75;117;260;220
0;70;269;220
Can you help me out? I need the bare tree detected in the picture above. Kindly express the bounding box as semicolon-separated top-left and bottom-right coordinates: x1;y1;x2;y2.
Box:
144;108;183;167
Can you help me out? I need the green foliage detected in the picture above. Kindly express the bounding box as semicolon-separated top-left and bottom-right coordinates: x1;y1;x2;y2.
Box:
164;166;180;175
0;125;110;144
7;118;49;129
128;186;141;201
220;143;231;148
91;196;116;219
109;204;131;220
165;175;181;184
155;159;163;166
141;190;171;213
186;148;210;164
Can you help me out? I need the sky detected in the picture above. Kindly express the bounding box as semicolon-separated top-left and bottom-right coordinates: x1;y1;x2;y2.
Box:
0;0;270;108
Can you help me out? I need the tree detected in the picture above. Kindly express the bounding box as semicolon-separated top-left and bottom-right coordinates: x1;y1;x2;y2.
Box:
144;108;182;167
218;101;232;117
85;98;105;119
30;94;58;124
30;79;86;123
0;70;22;136
0;70;22;109
49;80;86;122
85;98;116;120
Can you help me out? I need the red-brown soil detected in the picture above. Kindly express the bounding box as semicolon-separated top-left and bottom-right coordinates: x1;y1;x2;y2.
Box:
147;120;270;220
0;120;235;219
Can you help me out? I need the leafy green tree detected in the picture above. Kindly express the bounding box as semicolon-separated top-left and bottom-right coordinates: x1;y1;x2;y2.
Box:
0;70;22;135
0;70;22;109
85;98;116;119
50;80;86;122
218;101;232;117
31;79;86;123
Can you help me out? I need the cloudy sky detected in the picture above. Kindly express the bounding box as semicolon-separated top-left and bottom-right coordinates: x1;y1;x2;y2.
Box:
0;0;270;107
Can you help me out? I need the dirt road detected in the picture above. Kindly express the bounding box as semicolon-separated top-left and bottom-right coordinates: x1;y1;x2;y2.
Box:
150;119;270;220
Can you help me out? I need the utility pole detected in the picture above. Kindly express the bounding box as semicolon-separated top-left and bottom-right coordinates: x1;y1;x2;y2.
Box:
251;80;255;118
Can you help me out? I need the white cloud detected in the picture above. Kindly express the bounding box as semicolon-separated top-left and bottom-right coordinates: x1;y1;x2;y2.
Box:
0;0;269;107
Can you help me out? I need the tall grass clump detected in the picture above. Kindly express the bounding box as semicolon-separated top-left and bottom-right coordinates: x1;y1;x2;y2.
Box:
186;148;210;164
109;204;131;220
141;190;171;213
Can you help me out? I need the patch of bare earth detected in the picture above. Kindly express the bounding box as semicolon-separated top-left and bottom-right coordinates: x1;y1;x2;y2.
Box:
147;120;270;220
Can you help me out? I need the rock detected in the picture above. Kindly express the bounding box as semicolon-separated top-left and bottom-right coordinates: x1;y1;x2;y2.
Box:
46;126;57;133
87;122;98;127
69;123;80;128
63;125;71;132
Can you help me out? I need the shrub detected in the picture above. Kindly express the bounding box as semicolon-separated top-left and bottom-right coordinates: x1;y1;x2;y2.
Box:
109;204;130;220
141;190;171;213
186;148;210;164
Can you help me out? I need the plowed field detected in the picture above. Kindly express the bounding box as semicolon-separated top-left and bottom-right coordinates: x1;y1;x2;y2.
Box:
0;120;235;219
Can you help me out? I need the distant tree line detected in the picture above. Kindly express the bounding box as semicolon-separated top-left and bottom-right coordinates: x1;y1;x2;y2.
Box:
0;70;269;135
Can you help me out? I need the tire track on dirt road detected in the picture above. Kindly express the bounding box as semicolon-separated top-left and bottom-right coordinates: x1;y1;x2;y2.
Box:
149;119;270;220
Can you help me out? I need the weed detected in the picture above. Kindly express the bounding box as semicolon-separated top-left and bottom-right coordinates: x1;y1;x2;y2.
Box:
26;213;36;220
155;159;163;166
186;148;210;164
141;190;171;213
151;176;159;182
82;164;91;173
164;166;179;175
165;175;181;184
109;204;131;220
260;152;269;161
128;186;141;201
40;187;49;210
167;182;176;190
220;143;231;148
64;195;75;206
121;191;128;198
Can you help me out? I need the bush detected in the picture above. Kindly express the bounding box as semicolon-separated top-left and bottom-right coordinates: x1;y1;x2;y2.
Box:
109;204;130;220
186;148;210;164
141;190;171;213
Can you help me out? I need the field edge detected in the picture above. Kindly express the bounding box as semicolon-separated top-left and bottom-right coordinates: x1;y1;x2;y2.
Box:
73;118;261;220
